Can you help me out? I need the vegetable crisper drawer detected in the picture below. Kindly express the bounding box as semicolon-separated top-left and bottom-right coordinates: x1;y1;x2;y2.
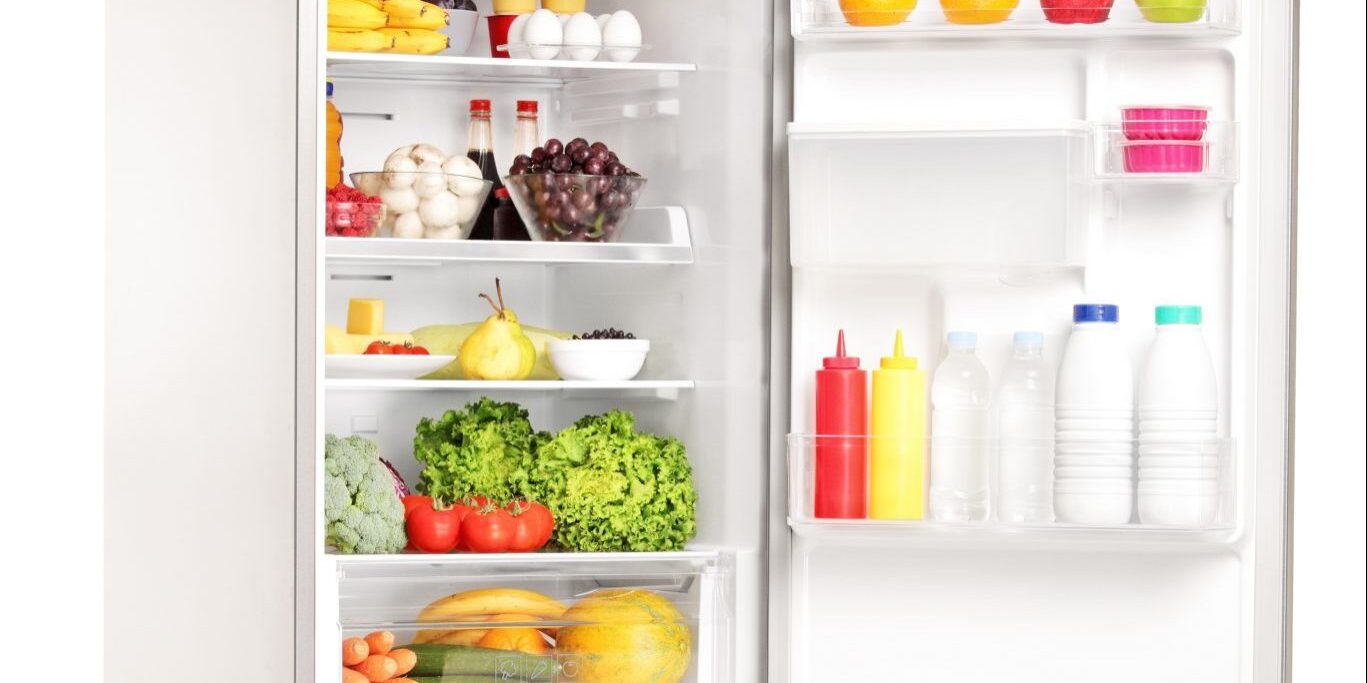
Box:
336;551;733;683
788;127;1089;270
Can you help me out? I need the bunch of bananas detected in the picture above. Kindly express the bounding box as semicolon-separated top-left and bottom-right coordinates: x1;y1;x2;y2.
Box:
329;0;451;55
411;588;568;651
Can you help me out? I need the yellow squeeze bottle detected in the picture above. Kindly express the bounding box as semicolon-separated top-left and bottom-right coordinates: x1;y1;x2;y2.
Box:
870;330;927;519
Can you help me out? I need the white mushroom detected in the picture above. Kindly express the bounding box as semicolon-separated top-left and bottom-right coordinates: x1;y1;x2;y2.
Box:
413;161;447;199
442;156;486;196
424;224;465;240
418;190;462;229
456;193;482;225
409;143;447;168
379;186;420;214
382;155;418;188
392;211;425;239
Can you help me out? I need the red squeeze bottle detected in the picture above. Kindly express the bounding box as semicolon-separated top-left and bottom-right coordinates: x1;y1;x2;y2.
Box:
815;330;868;519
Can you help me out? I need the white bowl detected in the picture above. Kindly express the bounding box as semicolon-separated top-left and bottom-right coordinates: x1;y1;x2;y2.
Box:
1055;490;1133;525
325;354;457;379
1055;465;1133;480
547;338;649;381
444;9;479;55
1138;490;1219;526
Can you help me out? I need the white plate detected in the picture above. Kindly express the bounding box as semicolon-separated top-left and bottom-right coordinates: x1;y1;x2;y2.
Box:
325;354;456;379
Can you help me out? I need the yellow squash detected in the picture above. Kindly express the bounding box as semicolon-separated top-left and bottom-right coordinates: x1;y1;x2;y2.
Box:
554;589;692;683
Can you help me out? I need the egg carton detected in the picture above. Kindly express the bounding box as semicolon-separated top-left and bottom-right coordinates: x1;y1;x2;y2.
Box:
498;41;649;62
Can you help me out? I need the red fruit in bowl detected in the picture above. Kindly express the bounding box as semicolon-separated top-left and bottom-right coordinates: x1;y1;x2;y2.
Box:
1041;0;1113;23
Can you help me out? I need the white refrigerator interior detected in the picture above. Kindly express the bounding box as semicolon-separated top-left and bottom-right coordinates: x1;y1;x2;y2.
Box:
297;0;1294;680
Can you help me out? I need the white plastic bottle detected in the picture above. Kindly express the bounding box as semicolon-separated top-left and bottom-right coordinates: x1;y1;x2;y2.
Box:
929;331;992;522
995;331;1055;523
1054;304;1134;525
1137;305;1220;526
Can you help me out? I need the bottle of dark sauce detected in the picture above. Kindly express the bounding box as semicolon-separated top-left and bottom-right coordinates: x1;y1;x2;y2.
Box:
465;99;503;240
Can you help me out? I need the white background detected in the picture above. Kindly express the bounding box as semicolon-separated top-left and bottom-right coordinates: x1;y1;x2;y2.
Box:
0;1;1362;680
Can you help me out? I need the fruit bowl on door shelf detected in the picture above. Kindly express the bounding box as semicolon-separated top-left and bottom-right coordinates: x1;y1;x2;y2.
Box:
1092;120;1239;185
791;0;1238;38
325;206;693;266
330;550;733;683
785;434;1240;551
325;51;696;86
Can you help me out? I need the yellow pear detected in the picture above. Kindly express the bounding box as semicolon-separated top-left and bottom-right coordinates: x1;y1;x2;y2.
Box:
458;278;537;380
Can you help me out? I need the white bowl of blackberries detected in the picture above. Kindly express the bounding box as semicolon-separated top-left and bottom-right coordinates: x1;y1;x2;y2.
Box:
504;137;646;243
547;328;650;381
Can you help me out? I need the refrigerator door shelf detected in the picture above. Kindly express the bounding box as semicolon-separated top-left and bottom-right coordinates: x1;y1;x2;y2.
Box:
793;0;1239;39
326;50;697;87
1093;121;1240;184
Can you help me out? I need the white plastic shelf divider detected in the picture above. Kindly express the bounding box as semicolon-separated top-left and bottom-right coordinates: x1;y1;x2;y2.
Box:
330;549;723;567
792;0;1239;40
326;206;693;266
326;51;697;86
325;378;694;399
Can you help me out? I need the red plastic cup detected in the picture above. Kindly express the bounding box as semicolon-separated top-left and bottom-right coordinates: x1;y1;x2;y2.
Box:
1121;106;1210;141
1122;141;1207;173
487;14;518;58
1041;0;1115;24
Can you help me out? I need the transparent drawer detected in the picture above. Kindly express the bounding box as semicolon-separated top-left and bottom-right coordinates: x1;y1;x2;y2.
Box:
788;126;1089;270
793;0;1240;38
336;552;732;683
787;434;1236;541
1094;119;1238;183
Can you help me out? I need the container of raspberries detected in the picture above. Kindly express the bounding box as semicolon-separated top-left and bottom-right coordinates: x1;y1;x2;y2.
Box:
504;137;646;243
325;184;386;238
547;328;650;381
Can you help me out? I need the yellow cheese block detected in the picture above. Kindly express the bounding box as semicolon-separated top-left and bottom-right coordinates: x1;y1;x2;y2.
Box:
347;298;385;335
325;324;414;354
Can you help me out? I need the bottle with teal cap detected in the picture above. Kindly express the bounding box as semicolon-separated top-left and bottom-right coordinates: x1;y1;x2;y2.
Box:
869;330;927;520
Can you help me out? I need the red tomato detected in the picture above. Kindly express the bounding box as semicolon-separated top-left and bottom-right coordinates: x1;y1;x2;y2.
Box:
462;505;515;553
364;341;392;355
406;502;462;553
450;498;476;551
507;500;555;552
407;343;430;355
402;495;433;520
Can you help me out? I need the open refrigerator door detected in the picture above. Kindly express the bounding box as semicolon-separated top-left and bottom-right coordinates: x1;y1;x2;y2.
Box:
770;0;1295;681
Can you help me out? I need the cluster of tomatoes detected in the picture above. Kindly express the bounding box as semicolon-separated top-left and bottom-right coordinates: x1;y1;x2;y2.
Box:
402;495;554;554
364;340;430;355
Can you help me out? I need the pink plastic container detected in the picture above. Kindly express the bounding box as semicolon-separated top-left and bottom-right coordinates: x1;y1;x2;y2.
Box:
1121;106;1210;141
1123;141;1207;173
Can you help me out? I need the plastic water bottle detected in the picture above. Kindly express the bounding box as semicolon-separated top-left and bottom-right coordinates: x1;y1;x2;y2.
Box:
1054;304;1134;525
995;331;1056;523
1137;305;1220;526
929;331;991;521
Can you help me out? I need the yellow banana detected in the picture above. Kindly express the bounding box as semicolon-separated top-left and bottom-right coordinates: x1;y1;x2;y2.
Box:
418;589;569;624
358;0;432;18
378;27;449;55
414;611;555;645
329;0;388;29
387;4;448;29
328;28;393;52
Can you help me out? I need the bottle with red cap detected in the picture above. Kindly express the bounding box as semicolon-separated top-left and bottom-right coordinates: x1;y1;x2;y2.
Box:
465;99;503;240
814;330;868;519
512;100;540;161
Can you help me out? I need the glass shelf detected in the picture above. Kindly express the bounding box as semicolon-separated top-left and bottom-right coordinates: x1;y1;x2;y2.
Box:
326;51;696;86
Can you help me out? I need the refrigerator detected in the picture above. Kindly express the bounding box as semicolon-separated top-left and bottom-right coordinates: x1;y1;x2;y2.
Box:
297;0;1296;680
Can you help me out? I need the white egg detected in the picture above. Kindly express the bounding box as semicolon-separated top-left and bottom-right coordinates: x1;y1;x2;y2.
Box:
413;161;447;199
602;10;641;62
561;12;601;61
557;13;572;27
418;190;462;229
393;211;424;239
506;13;531;58
595;13;612;32
521;9;562;60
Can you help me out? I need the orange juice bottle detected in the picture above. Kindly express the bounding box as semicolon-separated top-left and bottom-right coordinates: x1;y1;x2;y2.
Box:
325;80;343;189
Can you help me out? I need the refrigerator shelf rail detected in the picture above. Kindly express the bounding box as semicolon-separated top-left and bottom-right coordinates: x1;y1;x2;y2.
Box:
326;51;697;87
792;0;1239;39
326;206;694;267
325;378;695;400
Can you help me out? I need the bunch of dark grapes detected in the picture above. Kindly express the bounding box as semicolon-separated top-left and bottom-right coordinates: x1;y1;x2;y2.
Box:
572;328;637;340
506;138;645;243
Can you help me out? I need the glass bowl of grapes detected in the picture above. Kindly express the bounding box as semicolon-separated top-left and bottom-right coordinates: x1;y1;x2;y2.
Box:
504;137;646;243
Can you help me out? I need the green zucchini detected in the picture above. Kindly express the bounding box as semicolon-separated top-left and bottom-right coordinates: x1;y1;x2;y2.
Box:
404;644;559;681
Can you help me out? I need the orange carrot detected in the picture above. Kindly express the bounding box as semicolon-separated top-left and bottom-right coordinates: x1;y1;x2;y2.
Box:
342;667;368;683
364;630;395;656
354;654;398;682
342;637;369;666
387;648;416;676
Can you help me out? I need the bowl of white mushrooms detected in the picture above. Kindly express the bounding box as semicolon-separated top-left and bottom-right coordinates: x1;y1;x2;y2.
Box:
351;144;492;240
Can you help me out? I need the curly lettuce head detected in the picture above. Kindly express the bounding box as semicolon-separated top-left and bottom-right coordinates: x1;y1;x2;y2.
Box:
413;398;547;503
517;410;698;552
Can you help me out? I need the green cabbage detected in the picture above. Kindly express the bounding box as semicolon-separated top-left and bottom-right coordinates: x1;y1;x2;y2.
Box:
516;410;698;552
413;398;547;503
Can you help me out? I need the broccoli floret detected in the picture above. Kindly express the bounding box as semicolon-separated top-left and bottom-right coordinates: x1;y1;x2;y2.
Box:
324;434;406;554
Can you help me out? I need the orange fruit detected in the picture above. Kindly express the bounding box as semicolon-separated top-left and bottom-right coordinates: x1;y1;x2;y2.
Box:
939;0;1019;24
839;0;919;26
